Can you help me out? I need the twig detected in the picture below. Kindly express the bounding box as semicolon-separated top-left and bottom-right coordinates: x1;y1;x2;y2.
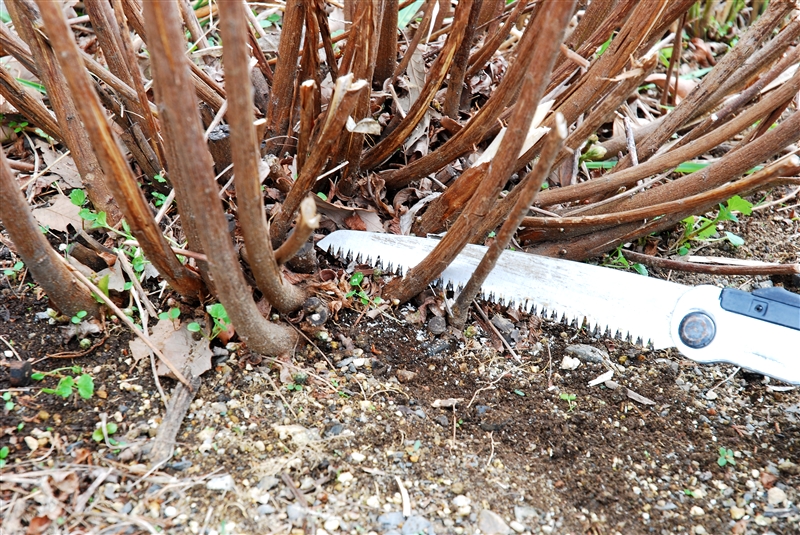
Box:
471;300;521;362
116;250;157;317
0;335;21;360
57;255;190;386
623;116;638;166
623;250;800;275
485;431;496;469
395;475;411;517
753;185;800;212
263;369;298;419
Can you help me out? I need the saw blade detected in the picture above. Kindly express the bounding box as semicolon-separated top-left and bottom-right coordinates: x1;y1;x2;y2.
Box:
318;230;693;348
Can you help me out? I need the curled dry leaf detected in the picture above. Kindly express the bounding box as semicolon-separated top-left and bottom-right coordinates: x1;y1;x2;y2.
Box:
645;73;697;103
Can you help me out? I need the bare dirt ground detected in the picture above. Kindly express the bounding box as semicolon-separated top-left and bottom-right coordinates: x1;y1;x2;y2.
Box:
1;186;799;535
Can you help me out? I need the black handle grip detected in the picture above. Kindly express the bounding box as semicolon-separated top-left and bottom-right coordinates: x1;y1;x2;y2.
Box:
719;286;800;331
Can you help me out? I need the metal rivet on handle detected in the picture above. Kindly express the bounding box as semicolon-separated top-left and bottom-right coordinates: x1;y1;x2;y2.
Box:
678;312;716;349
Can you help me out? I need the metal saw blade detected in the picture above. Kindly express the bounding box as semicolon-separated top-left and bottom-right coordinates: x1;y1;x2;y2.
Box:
318;230;693;348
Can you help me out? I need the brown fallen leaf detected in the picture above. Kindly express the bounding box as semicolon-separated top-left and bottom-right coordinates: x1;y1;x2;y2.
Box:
645;73;697;103
32;193;82;233
129;320;213;379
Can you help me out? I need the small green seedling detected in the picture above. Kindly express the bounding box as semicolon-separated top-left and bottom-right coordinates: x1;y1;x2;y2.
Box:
34;366;95;400
158;307;181;321
717;447;736;467
0;445;9;468
188;303;231;340
559;393;577;412
675;196;752;255
71;310;88;324
286;373;307;392
92;422;119;445
603;245;647;276
345;272;383;307
3;392;14;411
3;261;24;280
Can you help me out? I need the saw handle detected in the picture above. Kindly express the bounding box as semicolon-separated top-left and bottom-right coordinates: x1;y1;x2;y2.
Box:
719;287;800;331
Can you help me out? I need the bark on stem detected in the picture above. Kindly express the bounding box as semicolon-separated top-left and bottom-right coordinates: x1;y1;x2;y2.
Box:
449;115;567;328
0;147;99;318
383;0;576;305
218;0;307;314
141;0;298;355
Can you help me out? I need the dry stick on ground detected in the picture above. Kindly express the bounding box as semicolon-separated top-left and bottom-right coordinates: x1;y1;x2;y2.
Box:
383;0;576;305
449;116;568;328
8;0;122;224
264;0;304;153
218;0;307;315
0;147;99;318
148;371;202;465
382;1;552;189
613;0;795;172
270;75;368;245
141;0;298;356
533;66;800;211
622;250;800;276
472;56;657;242
442;0;483;118
34;0;205;300
361;0;474;170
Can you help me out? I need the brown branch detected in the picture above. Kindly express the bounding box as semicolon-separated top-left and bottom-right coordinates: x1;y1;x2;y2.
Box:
265;0;304;153
361;0;474;170
442;0;482;118
535;66;800;209
622;250;800;276
140;0;298;355
449;114;567;327
219;0;306;314
383;2;552;188
271;74;368;244
394;0;436;79
34;0;204;299
274;197;321;265
0;63;62;141
383;0;576;305
373;0;399;86
0;146;99;319
614;0;795;172
9;0;123;225
465;0;527;79
296;80;318;172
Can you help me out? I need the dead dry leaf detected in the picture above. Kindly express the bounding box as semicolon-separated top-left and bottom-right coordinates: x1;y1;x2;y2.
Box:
32;194;82;232
129;320;213;379
314;197;383;232
645;74;697;103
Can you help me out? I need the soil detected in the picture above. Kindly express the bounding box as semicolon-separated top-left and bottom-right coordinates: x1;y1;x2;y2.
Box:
1;188;799;535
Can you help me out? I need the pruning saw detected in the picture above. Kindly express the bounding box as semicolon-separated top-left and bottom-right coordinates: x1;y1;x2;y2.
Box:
318;230;800;385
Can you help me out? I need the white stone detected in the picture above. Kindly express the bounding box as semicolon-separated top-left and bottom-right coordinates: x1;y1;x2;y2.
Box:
560;356;581;370
206;475;235;491
509;520;525;533
452;495;471;507
323;517;340;532
693;526;706;535
351;452;366;463
24;436;38;452
366;495;380;508
164;506;178;518
690;506;704;517
730;506;745;520
337;471;354;485
767;487;787;506
477;509;511;535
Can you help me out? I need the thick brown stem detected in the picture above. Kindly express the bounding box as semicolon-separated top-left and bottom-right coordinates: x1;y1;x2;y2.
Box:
141;0;298;355
374;0;398;86
34;0;204;299
362;0;474;170
383;0;576;305
274;197;321;265
265;0;304;153
219;0;307;314
0;147;100;318
449;114;567;328
9;0;123;225
466;0;527;79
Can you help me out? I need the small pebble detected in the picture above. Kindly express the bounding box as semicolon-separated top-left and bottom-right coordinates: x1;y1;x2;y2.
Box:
24;436;38;452
767;487;786;506
350;452;366;463
730;506;745;520
690;506;704;517
323;517;340;531
428;316;447;335
206;475;235;491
